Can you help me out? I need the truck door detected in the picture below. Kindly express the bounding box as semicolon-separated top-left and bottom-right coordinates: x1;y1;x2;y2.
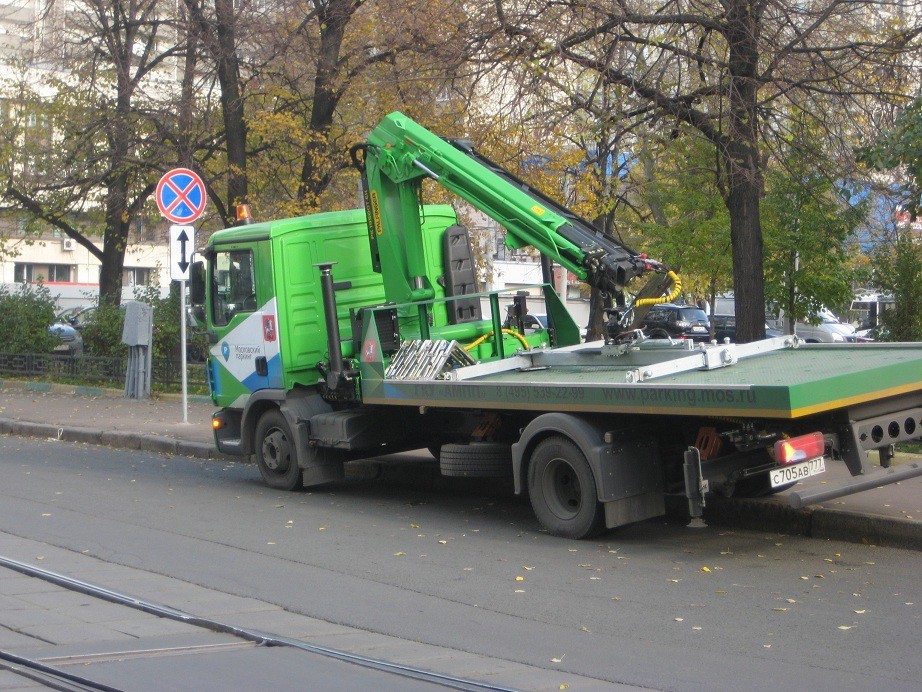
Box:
207;244;281;405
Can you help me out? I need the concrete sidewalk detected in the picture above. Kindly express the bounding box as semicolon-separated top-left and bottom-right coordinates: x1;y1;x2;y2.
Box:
0;378;920;550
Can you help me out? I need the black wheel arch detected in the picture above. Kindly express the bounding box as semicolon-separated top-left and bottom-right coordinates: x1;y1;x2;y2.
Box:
241;386;331;457
512;413;610;502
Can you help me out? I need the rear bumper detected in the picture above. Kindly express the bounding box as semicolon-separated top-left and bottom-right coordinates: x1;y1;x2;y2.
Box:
788;461;922;509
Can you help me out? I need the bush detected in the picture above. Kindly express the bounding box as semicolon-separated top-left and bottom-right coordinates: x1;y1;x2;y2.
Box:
0;283;59;353
81;301;128;357
82;285;208;360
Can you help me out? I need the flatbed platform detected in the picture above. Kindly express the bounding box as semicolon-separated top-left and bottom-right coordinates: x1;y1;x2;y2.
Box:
363;342;922;419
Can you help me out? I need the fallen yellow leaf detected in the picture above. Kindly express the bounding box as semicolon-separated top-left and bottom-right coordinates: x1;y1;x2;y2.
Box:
516;576;524;581
838;626;852;630
394;552;406;556
700;566;711;573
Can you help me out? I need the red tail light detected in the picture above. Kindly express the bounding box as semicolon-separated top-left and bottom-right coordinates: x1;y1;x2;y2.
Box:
773;432;825;465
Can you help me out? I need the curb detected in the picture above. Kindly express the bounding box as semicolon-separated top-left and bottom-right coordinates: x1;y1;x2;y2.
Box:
0;418;227;462
705;494;922;552
0;418;919;552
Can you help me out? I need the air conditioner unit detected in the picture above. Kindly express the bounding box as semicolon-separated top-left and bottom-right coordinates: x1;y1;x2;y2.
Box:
62;238;76;251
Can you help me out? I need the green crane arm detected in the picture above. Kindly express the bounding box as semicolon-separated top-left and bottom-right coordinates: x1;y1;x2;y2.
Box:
352;112;662;306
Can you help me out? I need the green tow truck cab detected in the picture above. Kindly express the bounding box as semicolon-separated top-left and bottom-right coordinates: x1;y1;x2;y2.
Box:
191;113;922;539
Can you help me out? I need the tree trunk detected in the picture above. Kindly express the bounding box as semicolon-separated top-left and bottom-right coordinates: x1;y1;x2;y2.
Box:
724;0;766;343
726;168;766;342
296;0;354;205
214;0;246;223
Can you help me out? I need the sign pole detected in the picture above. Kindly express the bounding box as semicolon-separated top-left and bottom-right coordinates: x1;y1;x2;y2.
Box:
180;278;188;424
157;168;205;424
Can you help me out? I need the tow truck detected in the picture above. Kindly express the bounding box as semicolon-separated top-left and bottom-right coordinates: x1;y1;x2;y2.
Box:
191;112;922;538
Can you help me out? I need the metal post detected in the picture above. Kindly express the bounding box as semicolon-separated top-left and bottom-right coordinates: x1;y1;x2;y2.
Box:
180;279;188;423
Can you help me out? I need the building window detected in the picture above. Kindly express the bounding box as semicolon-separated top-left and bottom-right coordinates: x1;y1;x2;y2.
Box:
14;263;73;283
13;263;34;283
48;264;72;282
123;267;156;287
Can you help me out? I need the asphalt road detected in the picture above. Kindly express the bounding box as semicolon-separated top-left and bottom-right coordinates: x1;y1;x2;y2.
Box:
1;436;920;691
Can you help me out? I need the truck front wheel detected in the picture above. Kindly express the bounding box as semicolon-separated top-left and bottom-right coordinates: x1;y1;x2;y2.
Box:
527;436;605;539
255;409;302;491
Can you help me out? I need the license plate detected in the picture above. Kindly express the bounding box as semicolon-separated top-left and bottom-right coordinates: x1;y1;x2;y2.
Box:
691;326;707;333
770;457;826;487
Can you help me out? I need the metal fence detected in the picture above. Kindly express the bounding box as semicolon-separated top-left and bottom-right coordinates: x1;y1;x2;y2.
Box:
0;352;208;391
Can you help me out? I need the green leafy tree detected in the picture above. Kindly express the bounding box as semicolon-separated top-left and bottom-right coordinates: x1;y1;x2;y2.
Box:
874;230;922;341
858;98;922;214
478;0;921;341
633;135;733;321
762;127;867;328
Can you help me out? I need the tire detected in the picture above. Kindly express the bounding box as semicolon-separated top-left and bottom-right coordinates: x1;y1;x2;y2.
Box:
527;436;605;539
254;409;302;491
440;442;512;477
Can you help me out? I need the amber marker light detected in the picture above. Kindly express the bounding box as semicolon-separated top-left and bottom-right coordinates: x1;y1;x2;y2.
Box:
236;204;254;225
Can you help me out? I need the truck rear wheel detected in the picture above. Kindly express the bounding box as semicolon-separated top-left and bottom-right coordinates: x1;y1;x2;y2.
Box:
527;436;605;539
440;442;512;477
255;409;302;491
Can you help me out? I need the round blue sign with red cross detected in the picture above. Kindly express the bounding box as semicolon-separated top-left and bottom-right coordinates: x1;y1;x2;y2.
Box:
156;168;207;224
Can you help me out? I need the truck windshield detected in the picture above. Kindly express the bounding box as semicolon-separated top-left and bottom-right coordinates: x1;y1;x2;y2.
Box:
212;249;256;327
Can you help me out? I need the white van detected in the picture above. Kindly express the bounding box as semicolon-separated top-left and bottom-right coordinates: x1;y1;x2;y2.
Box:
708;296;856;342
768;307;856;343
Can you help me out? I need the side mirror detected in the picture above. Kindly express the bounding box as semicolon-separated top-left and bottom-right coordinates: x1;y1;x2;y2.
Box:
191;304;206;325
189;260;206;305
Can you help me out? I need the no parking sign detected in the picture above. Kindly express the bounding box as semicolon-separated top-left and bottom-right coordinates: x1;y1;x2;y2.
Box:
156;168;206;224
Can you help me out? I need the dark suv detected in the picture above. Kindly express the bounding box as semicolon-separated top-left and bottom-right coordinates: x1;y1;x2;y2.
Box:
640;304;711;342
711;315;784;342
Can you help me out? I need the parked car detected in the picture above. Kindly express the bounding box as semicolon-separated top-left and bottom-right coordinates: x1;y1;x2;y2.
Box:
640;303;711;342
48;320;83;356
767;308;857;343
58;305;96;330
710;315;783;343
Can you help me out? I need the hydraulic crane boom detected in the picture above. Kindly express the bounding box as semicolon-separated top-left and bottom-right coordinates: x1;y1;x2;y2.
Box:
351;112;665;308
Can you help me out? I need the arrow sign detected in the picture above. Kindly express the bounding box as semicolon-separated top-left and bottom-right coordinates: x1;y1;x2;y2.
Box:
177;228;190;274
169;225;196;281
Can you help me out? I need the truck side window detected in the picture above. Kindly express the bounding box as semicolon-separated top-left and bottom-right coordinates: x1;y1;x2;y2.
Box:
212;249;257;327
